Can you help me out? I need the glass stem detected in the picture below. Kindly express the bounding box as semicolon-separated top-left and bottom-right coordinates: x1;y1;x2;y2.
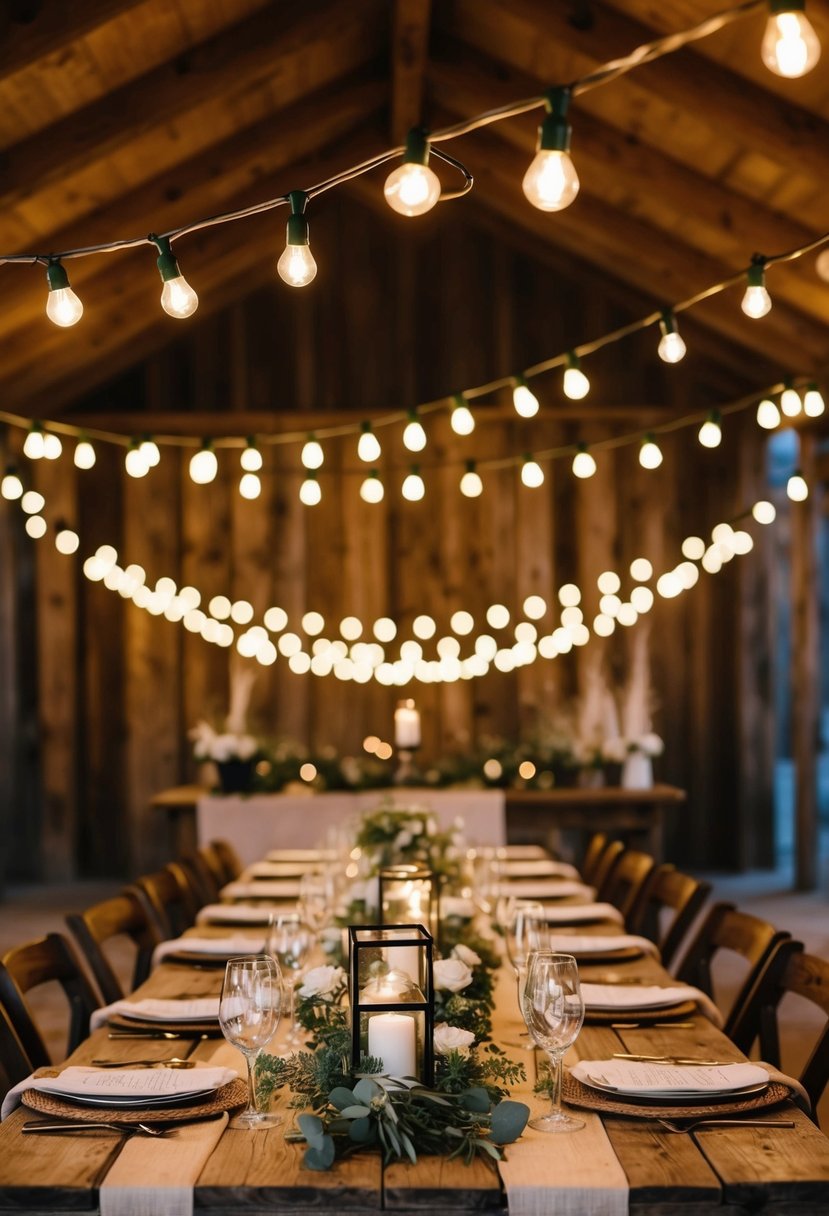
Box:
245;1052;258;1116
546;1051;562;1117
289;980;297;1039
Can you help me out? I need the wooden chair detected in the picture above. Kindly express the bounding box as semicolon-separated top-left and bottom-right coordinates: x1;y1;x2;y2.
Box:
66;890;162;1006
0;933;99;1068
130;861;200;940
592;840;626;900
208;838;244;884
0;1003;32;1090
627;864;711;968
674;902;790;1035
601;849;657;921
579;832;608;884
178;850;221;906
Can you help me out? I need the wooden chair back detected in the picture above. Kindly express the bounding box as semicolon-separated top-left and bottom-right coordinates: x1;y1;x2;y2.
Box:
627;864;712;968
601;849;657;920
0;933;98;1067
0;1003;32;1090
130;861;200;940
592;840;626;900
178;851;221;905
66;890;162;1006
580;833;608;884
208;838;243;884
674;902;789;1034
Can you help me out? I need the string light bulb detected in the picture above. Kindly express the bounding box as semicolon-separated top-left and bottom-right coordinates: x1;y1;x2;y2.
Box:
23;423;45;460
572;442;596;479
240;438;262;471
153;236;198;318
804;383;825;416
787;469;809;501
402;465;425;501
125;440;150;478
139;436;160;467
301;434;324;469
1;467;23;500
360;470;384;503
639;433;663;469
522;87;579;212
299;471;321;505
450;394;475;435
521;455;544;488
761;1;821;78
189;440;218;484
239;472;261;499
698;410;722;448
563;352;590;400
42;431;62;459
756;397;781;429
357;421;381;462
460;459;483;498
780;381;802;417
403;408;426;452
55;523;80;555
741;259;772;318
657;310;686;364
384;127;441;217
45;260;83;327
277;190;317;287
512;375;539;418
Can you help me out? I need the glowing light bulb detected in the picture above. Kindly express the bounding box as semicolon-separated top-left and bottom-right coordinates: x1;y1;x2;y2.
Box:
741;262;772;318
55;527;79;555
698;412;722;448
762;4;821;77
277;192;317;286
45;262;83;327
23;426;45;460
523;89;579;211
384;131;441;216
657;311;686;363
241;440;262;471
25;515;47;539
1;468;23;500
780;384;802;416
360;471;384;503
300;473;321;505
139;438;160;467
125;442;150;478
301;436;324;469
630;558;653;581
403;411;426;451
521;457;544;488
572;444;596;478
756;397;781;429
513;377;539;418
357;422;381;462
563;353;589;400
153;236;198;318
402;467;425;501
21;490;44;514
42;432;62;460
787;470;808;501
450;395;475;435
460;460;483;497
189;443;218;484
804;384;825;416
817;249;829;282
239;472;261;499
639;434;663;469
753;500;776;524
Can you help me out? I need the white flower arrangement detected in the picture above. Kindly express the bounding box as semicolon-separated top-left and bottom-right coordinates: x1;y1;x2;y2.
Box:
298;965;347;1001
433;957;474;993
190;719;259;763
451;943;482;967
433;1023;475;1055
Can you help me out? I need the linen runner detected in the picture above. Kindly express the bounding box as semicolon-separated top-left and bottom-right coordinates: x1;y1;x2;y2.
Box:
99;1112;229;1216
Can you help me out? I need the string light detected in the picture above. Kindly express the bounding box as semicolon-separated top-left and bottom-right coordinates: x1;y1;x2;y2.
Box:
761;1;821;77
384;128;441;217
639;434;663;469
241;438;263;471
239;472;261;499
73;437;96;469
460;459;483;498
741;259;772;318
402;465;425;501
23;424;45;460
125;440;150;478
698;410;722;448
359;470;384;503
563;352;590;400
277;191;317;287
780;381;802;417
753;500;776;524
25;515;47;539
521;455;544;488
1;467;23;499
189;440;218;484
357;422;381;462
522;87;579;212
512;376;539;418
756;397;781;429
402;409;427;452
41;431;62;459
139;437;160;467
45;260;83;327
299;470;321;505
55;524;80;555
450;394;475;435
804;383;825;416
787;469;809;500
301;434;324;470
657;310;687;363
572;443;596;478
153;236;198;319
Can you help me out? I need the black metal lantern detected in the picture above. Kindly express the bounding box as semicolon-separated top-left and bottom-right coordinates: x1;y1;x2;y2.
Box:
377;863;440;939
348;923;434;1086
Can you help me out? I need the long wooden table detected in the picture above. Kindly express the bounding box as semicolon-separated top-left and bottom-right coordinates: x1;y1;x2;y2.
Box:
1;891;829;1211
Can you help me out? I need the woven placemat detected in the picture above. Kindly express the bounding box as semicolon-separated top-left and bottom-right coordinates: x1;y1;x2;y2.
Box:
584;999;697;1025
22;1078;247;1124
562;1073;790;1120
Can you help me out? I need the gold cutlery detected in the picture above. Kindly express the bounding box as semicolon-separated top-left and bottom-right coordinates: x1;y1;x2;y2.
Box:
91;1057;196;1069
653;1118;795;1135
107;1030;209;1040
612;1052;734;1066
611;1021;696;1030
23;1120;172;1137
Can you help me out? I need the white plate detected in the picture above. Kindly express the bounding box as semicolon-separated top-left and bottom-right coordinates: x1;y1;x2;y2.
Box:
578;1075;769;1104
45;1087;216;1109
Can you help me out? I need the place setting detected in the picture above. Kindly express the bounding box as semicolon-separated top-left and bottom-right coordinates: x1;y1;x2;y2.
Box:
92;997;224;1038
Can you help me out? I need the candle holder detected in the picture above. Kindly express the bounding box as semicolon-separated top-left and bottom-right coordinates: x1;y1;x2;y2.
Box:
377;863;440;941
348;923;434;1086
392;745;421;785
393;699;421;784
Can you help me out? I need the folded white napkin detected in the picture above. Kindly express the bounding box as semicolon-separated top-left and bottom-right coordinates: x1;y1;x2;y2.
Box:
542;902;624;925
580;983;723;1027
220;879;300;899
244;861;315;879
196;902;282;925
498;880;596;900
499;845;549;860
1;1063;235;1120
267;848;336;862
572;1058;768;1095
90;997;220;1031
548;933;659;958
502;859;580;880
151;935;265;968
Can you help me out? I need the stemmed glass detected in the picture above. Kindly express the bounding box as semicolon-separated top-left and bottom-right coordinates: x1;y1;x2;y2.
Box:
521;950;585;1133
266;912;313;1048
298;870;335;935
218;955;283;1130
502;899;549;1047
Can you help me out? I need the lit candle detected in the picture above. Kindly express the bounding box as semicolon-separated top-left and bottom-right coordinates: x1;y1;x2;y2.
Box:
385;945;421;986
368;1012;416;1077
394;699;421;748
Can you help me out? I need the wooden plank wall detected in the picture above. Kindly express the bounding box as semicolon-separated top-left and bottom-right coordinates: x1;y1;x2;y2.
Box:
0;196;781;877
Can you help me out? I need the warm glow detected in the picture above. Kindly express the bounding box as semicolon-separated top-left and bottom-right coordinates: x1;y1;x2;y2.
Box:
55;528;79;555
522;149;579;211
46;286;83;327
513;381;539;417
572;448;596;478
780;386;802;417
384;161;441;217
741;284;772;318
657;330;686;364
300;475;321;505
756;398;781;429
413;615;435;639
357;426;381;462
125;446;149;478
360;472;384;503
189;447;218;484
301;438;324;469
402;470;425;501
239;472;261;499
558;583;581;607
450;401;475;435
521;459;544;488
630;558;653;582
277;242;317;287
264;606;288;632
241;442;263;472
460;467;483;497
762;7;821;77
403;416;426;451
563;365;590;400
597;571;621;595
1;470;23;500
639;437;663;469
160;275;198;318
451;610;474;635
787;471;809;501
487;603;510;629
523;595;547;619
804;385;825;417
698;417;722;448
42;432;62;460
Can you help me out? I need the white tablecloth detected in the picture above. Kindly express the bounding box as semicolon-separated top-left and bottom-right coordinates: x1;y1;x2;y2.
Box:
196;788;506;864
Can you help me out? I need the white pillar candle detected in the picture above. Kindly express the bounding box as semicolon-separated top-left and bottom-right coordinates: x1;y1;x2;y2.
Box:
368;1012;417;1077
386;945;421;986
394;701;421;748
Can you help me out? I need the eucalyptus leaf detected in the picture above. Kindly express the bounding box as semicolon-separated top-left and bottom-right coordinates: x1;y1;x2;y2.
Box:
340;1104;372;1119
349;1116;374;1143
297;1113;325;1148
354;1077;382;1104
328;1086;356;1110
304;1136;336;1171
489;1100;530;1145
459;1087;491;1113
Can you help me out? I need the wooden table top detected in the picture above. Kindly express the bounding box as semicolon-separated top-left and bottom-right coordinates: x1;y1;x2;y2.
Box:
1;895;828;1212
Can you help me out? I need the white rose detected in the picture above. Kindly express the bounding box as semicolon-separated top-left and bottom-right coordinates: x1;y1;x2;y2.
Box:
235;734;258;760
452;943;482;967
210;734;237;762
602;736;628;764
434;1022;475;1055
298;965;346;1000
639;732;664;757
433;957;473;993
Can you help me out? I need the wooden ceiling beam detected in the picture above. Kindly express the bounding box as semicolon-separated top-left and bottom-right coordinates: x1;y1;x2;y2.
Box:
0;0;387;239
0;0;146;81
441;0;829;188
390;0;433;141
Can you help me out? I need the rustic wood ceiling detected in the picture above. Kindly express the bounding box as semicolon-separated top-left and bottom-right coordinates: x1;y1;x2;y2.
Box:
0;0;827;415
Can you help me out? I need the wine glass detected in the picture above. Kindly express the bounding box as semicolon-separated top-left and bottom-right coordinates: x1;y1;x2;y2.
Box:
521;951;585;1133
298;870;335;935
503;900;549;1047
219;955;283;1129
266;912;313;1047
